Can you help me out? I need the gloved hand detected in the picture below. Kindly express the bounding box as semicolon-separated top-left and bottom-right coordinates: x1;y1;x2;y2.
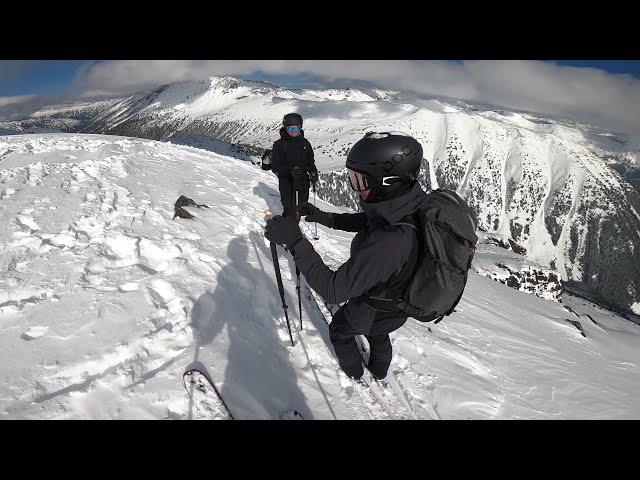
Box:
291;166;304;189
265;215;303;249
299;202;334;228
308;169;319;184
298;201;321;216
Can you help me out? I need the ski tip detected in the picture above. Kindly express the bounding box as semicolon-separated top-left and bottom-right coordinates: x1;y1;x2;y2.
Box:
280;410;304;420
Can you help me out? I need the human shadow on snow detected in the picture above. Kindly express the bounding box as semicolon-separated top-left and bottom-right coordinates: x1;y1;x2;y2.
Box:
252;183;342;414
188;234;314;420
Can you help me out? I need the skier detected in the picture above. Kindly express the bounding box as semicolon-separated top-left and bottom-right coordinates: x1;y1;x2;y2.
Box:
265;132;427;380
270;113;319;219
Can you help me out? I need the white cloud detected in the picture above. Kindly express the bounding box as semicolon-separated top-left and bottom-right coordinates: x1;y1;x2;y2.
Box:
71;60;478;99
0;94;49;120
0;94;39;108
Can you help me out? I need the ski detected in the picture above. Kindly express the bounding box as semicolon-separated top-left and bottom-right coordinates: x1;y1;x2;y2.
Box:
350;374;395;420
383;370;420;419
280;410;305;420
183;369;234;420
358;336;440;420
357;334;440;419
304;285;402;419
184;369;305;420
354;336;414;419
390;369;442;420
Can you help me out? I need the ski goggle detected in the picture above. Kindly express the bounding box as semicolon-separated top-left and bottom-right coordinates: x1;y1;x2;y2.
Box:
347;168;370;192
286;126;301;134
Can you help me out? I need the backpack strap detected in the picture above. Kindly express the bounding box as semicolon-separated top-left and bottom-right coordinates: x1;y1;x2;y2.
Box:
389;221;417;230
364;214;420;313
365;296;404;313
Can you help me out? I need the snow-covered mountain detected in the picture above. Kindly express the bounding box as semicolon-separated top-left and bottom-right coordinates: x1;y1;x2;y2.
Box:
0;99;120;135
2;76;639;317
1;134;639;419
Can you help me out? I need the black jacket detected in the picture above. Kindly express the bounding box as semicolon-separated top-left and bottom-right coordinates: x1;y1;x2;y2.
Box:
293;182;428;333
271;128;317;177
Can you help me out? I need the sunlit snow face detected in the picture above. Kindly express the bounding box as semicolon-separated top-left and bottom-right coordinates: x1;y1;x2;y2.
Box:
286;125;301;137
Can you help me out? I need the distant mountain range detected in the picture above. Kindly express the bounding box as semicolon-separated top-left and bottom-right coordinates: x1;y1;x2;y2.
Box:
1;76;639;317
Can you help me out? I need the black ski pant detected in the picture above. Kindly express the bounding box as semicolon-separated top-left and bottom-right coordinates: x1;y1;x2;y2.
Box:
278;175;309;218
329;306;407;379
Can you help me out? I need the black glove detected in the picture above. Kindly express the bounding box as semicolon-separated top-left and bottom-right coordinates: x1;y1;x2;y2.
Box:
299;202;334;228
308;169;318;184
298;201;320;216
265;215;303;250
291;166;304;188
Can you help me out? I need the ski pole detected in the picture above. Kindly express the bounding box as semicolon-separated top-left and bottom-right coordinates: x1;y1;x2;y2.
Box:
296;267;302;330
312;181;319;240
295;189;302;330
270;241;294;347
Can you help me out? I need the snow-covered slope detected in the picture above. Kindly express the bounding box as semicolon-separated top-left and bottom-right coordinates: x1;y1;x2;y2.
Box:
3;76;639;316
473;231;563;302
1;133;639;419
62;76;640;317
0;99;121;136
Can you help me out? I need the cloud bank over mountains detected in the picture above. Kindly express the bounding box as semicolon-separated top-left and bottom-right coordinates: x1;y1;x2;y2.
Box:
1;60;639;141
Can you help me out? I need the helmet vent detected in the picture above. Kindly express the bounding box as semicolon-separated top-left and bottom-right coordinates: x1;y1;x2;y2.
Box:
367;132;390;140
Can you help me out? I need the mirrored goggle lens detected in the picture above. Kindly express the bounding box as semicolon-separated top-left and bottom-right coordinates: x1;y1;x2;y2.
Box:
286;126;301;133
347;169;369;192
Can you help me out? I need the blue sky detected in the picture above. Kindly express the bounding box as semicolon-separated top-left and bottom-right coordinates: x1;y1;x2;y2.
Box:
0;60;87;96
553;60;640;77
1;60;639;98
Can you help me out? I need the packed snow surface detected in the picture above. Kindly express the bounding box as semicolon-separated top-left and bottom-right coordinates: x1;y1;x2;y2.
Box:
1;134;639;419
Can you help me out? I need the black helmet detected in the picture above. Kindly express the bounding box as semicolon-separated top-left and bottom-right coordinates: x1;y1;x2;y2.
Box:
283;112;303;126
346;131;423;182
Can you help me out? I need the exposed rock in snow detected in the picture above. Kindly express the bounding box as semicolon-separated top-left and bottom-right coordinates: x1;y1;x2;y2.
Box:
22;326;49;340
